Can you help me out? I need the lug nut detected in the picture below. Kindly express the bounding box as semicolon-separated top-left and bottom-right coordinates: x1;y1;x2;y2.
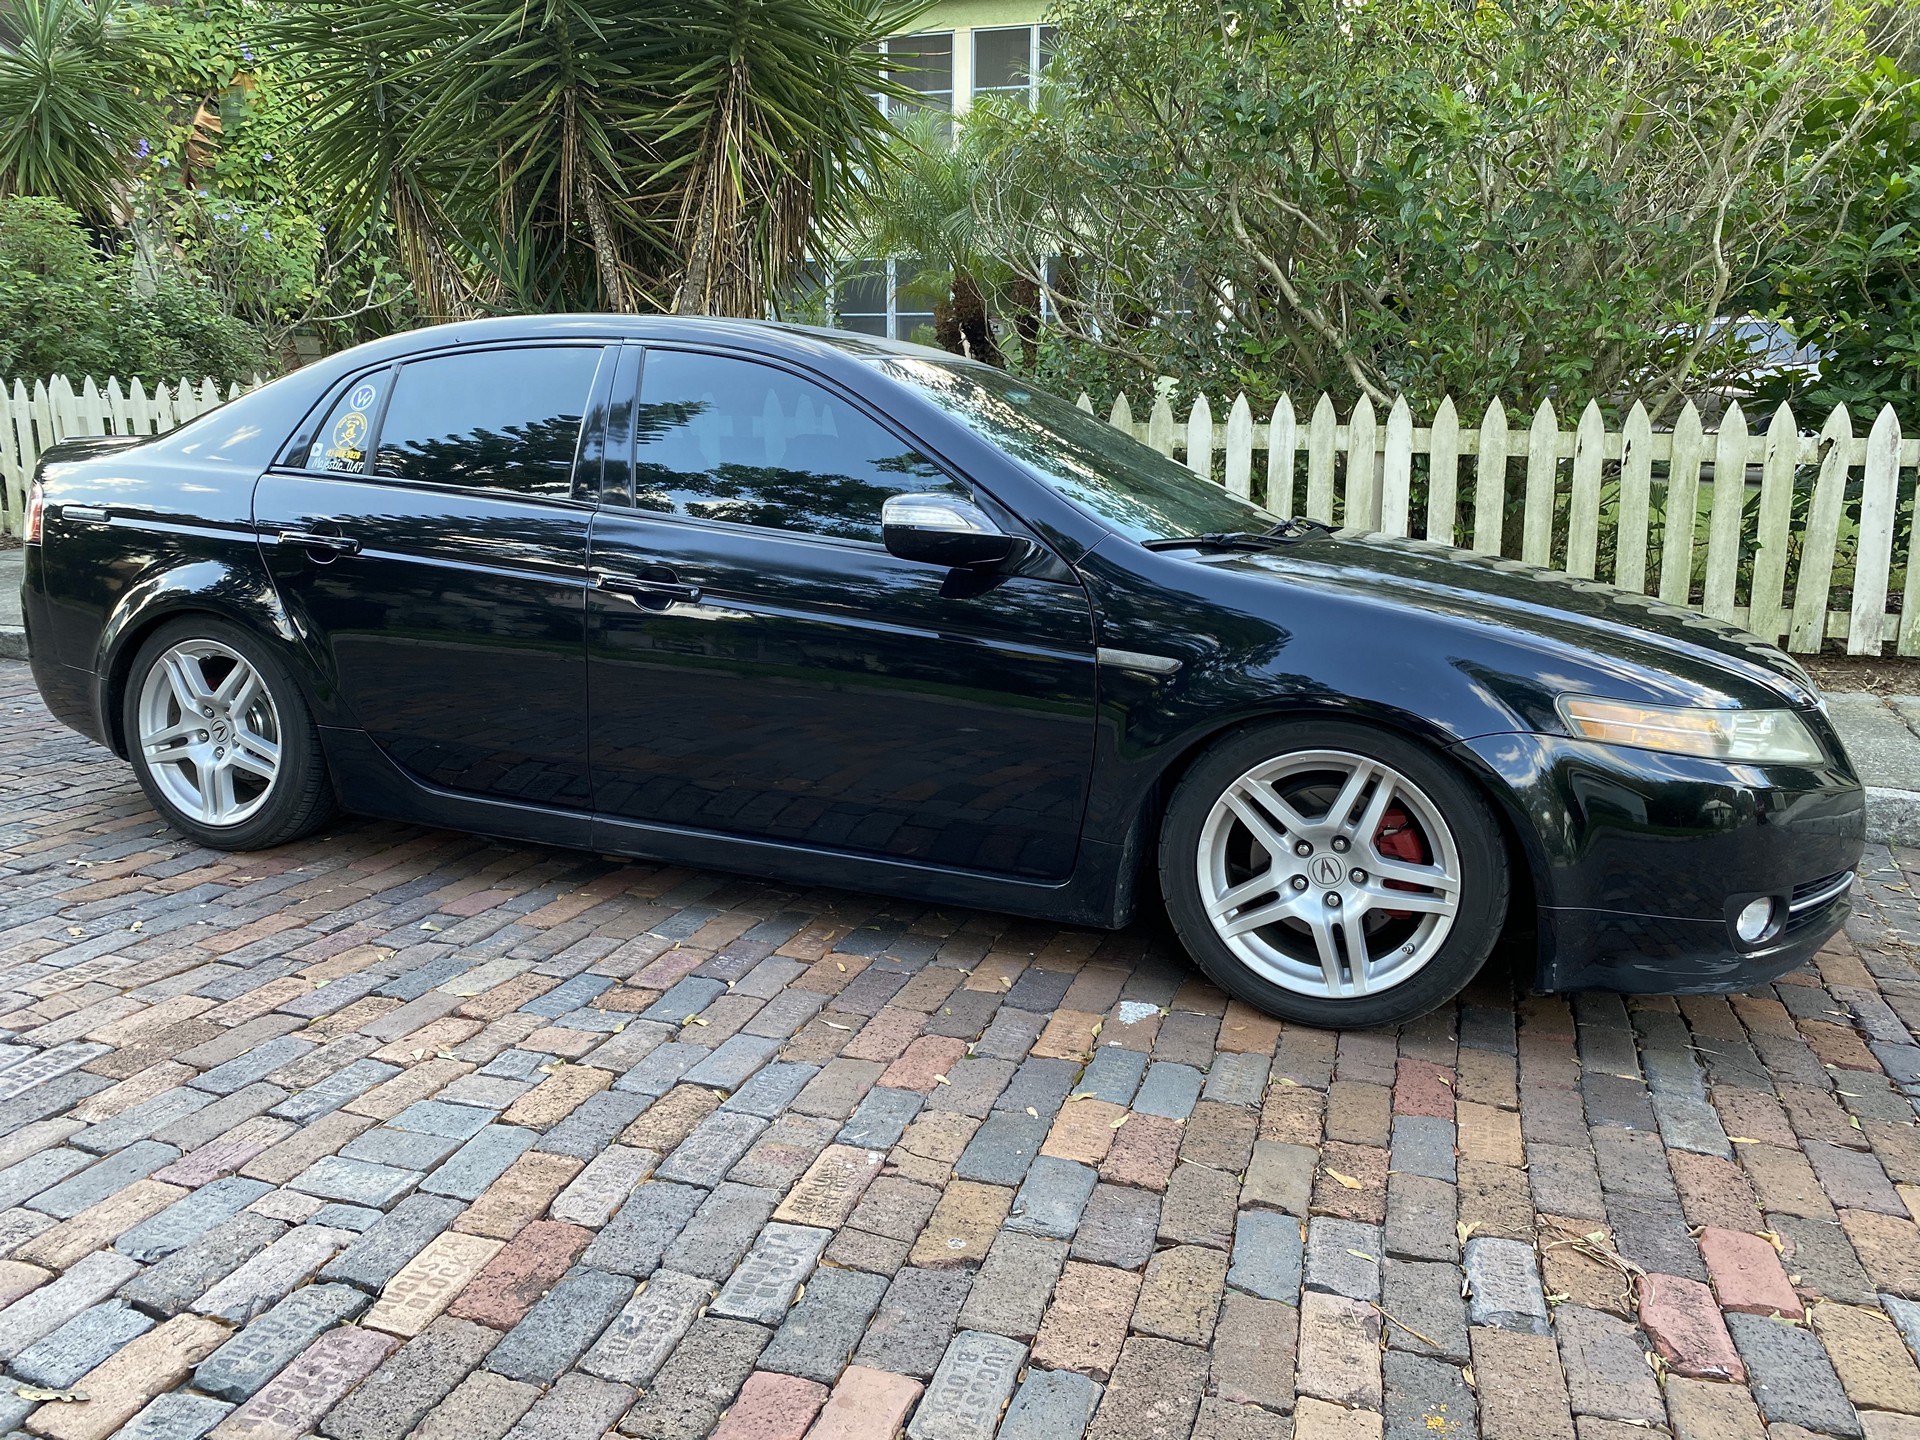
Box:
1294;840;1313;857
214;748;224;758
1325;893;1342;908
196;731;208;741
1291;876;1309;892
1331;836;1350;853
1350;868;1367;884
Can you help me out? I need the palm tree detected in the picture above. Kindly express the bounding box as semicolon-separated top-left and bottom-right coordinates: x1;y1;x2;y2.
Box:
852;107;1008;363
270;0;919;318
0;0;153;221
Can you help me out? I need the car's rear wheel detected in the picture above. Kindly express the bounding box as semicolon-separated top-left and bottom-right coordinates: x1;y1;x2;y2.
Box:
1159;718;1508;1027
124;617;334;850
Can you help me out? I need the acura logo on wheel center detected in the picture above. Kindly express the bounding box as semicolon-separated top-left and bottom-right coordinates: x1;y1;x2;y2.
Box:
1310;855;1345;887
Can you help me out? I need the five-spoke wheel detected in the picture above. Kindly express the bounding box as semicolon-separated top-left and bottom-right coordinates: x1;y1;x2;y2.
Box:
124;618;335;849
1162;719;1508;1026
137;639;283;827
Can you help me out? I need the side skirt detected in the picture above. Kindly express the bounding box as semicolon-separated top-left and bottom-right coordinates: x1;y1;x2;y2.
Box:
318;726;1132;928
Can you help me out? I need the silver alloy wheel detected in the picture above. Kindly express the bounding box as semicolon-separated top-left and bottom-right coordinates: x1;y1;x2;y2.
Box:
136;639;282;828
1196;749;1463;999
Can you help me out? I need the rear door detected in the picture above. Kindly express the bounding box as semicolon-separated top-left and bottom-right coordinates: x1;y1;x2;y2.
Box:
255;342;610;808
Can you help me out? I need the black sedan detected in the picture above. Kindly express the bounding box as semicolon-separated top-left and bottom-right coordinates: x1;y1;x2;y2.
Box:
18;317;1864;1026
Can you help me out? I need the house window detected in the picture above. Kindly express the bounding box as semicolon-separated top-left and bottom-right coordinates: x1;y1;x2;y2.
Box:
832;259;936;343
877;32;954;116
972;25;1056;107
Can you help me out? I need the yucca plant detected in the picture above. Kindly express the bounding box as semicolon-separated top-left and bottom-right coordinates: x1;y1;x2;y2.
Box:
271;0;919;318
0;0;154;220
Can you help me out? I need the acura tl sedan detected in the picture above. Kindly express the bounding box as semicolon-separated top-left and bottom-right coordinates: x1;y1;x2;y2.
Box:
18;318;1864;1026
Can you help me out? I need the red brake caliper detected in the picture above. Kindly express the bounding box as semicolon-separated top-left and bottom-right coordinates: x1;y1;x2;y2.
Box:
1373;805;1428;919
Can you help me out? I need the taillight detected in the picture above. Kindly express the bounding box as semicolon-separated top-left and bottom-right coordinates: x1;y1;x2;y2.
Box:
23;478;45;544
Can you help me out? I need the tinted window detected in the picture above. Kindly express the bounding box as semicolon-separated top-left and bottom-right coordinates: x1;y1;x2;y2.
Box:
305;372;387;473
878;357;1275;542
630;350;957;543
373;347;599;498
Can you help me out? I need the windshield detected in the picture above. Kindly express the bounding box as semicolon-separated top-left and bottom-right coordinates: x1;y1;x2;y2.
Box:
877;357;1276;542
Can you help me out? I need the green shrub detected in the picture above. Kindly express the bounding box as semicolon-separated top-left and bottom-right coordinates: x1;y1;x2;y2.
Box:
0;194;268;386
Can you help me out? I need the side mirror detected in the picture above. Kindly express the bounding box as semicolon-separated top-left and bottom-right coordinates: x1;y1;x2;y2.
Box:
881;493;1020;569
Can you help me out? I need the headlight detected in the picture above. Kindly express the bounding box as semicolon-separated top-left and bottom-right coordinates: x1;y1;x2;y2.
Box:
1559;697;1824;764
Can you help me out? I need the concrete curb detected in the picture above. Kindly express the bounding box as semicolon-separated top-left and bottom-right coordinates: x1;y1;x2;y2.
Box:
1868;786;1920;849
0;627;23;662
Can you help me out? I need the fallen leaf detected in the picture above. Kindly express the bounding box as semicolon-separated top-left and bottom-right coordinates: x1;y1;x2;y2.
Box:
421;921;442;932
1457;1221;1479;1243
823;1021;852;1031
1111;1112;1131;1129
1726;1136;1762;1145
14;1387;86;1403
836;962;846;973
932;1074;951;1086
65;926;85;938
1327;1169;1363;1190
682;1015;708;1027
1345;1249;1378;1262
127;920;143;932
1026;1107;1039;1118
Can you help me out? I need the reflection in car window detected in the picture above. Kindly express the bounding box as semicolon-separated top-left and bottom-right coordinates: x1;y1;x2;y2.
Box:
877;357;1275;543
631;350;957;542
373;348;599;498
305;375;385;474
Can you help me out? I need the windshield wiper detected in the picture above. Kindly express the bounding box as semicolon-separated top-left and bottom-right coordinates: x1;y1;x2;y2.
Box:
1141;518;1336;552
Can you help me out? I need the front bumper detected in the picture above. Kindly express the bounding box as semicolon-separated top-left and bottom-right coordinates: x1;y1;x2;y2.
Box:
1456;728;1865;994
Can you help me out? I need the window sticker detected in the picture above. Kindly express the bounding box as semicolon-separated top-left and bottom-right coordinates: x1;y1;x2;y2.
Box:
324;408;369;471
349;381;379;412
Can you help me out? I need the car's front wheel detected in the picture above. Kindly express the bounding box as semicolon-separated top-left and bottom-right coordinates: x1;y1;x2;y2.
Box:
1159;718;1509;1027
124;617;335;850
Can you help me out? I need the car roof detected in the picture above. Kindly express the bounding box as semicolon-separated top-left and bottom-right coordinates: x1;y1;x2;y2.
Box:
348;314;970;369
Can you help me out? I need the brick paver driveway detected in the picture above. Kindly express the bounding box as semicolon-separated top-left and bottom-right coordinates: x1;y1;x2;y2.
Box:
5;655;1920;1440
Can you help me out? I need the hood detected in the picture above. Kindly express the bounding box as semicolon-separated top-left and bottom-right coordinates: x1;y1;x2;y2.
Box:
1206;530;1819;710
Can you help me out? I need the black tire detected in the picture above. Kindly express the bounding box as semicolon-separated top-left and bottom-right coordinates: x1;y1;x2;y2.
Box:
123;615;335;850
1158;717;1509;1028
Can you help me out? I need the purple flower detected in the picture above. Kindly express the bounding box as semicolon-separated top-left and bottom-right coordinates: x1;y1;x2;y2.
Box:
241;45;255;62
135;138;150;157
261;152;273;162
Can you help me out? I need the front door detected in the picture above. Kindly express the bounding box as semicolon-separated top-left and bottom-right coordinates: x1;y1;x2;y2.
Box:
587;346;1098;881
255;343;608;808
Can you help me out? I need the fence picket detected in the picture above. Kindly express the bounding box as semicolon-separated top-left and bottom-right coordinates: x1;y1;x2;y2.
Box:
1427;396;1459;547
1703;400;1749;620
1851;406;1903;654
1075;392;1094;413
1379;396;1413;537
1615;402;1653;592
1186;392;1213;478
1224;394;1253;500
1347;395;1378;530
1109;393;1133;432
1789;405;1853;652
1659;403;1705;605
128;377;152;435
1746;403;1798;645
1267;395;1296;515
1306;393;1337;523
1147;394;1177;457
1472;398;1507;555
1522;399;1558;566
1566;401;1605;578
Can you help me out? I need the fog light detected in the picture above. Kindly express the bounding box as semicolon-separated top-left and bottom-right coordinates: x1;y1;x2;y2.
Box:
1735;898;1777;944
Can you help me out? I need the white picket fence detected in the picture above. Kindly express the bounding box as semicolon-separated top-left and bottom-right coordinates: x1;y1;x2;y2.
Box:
0;374;259;541
5;371;1919;657
1077;389;1920;657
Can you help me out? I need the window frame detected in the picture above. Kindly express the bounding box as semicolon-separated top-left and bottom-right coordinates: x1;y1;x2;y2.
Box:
969;24;1055;109
602;342;983;553
272;341;613;510
875;30;955;117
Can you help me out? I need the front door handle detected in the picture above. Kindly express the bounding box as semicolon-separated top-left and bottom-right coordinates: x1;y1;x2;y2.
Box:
595;569;702;607
277;529;361;556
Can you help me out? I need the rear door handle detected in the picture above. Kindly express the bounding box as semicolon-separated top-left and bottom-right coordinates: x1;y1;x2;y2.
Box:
277;530;361;556
594;570;702;606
